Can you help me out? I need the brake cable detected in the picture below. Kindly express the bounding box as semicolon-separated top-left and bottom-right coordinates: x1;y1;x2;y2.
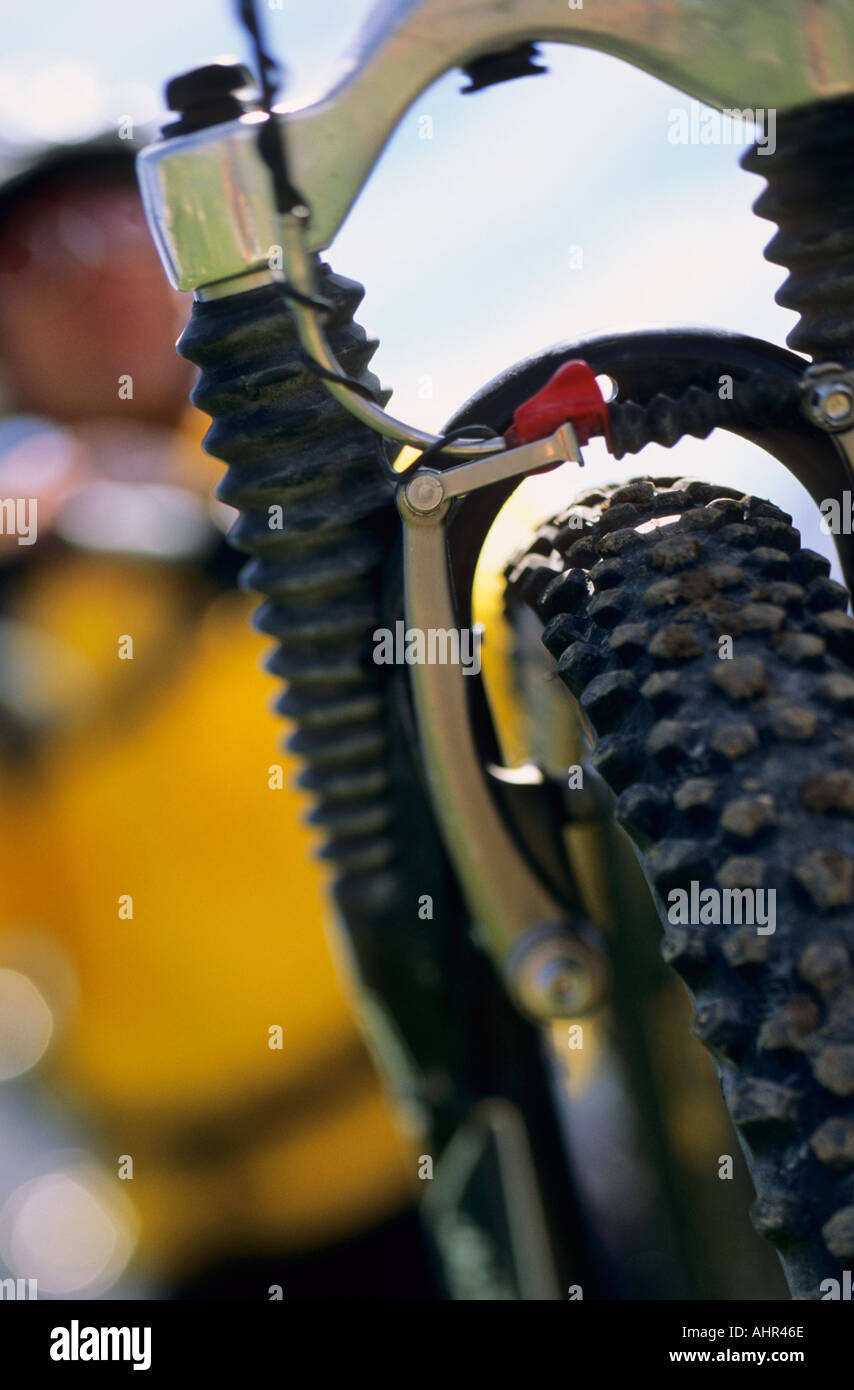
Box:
235;0;506;467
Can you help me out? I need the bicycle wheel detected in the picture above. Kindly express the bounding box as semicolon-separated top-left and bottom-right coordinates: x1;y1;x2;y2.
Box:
504;475;854;1300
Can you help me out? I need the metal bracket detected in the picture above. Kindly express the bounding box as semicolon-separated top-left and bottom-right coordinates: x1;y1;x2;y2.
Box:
138;0;854;284
401;424;579;513
137;2;854;456
397;425;608;1021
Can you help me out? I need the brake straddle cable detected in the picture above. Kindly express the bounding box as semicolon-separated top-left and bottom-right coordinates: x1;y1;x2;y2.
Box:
236;0;508;473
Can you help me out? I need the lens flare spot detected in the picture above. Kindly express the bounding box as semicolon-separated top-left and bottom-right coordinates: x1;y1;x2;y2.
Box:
0;969;53;1080
0;1165;138;1296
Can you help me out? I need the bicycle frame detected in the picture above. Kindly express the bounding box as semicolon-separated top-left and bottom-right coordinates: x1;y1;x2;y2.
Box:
136;0;854;1022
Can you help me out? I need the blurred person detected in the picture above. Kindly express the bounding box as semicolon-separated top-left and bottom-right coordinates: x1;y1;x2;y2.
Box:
0;134;438;1299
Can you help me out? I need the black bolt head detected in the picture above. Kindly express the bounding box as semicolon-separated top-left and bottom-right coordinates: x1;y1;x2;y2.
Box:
163;61;259;137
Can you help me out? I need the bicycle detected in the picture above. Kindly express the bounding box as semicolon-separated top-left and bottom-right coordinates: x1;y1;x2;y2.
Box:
137;0;854;1300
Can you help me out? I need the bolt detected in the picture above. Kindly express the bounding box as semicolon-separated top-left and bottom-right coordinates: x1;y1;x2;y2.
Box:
532;956;593;1015
404;471;445;514
163;62;259;138
803;370;854;432
824;390;853;423
507;923;607;1021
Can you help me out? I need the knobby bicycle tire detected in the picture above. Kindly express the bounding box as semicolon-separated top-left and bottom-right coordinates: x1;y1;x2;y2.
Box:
505;475;854;1300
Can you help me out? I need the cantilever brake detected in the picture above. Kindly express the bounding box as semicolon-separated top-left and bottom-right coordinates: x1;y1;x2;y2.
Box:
397;422;611;1021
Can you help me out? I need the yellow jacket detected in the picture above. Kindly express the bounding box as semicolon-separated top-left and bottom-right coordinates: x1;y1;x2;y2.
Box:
0;424;415;1282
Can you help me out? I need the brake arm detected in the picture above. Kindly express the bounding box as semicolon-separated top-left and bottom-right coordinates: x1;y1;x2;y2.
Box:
397;425;608;1022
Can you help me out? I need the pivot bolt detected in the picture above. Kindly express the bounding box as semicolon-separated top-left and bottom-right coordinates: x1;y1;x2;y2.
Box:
506;922;608;1021
802;364;854;432
404;470;446;514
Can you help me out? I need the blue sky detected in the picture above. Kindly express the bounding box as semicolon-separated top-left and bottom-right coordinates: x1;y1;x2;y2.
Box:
2;0;837;566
